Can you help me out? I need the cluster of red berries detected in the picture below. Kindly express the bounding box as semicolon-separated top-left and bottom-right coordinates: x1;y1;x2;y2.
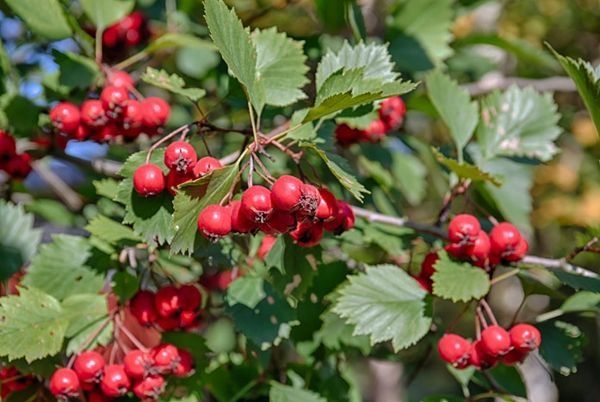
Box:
102;11;149;51
49;344;193;401
130;284;202;331
197;175;355;247
0;366;34;399
134;140;221;197
438;323;541;370
49;70;170;143
0;130;32;180
335;96;406;146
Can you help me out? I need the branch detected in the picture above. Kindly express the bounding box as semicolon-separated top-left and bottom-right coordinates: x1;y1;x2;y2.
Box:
31;160;84;211
521;255;598;278
461;73;576;96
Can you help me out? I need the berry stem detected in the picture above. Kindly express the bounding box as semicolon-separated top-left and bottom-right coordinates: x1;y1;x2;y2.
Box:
476;306;488;329
475;312;482;339
490;268;520;285
479;299;499;326
145;123;195;164
114;314;150;353
66;316;112;368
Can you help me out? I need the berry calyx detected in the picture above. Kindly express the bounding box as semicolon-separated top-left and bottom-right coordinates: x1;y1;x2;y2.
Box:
49;368;80;398
241;186;273;223
198;204;232;239
123;350;152;380
100;365;130;397
100;85;129;118
437;334;471;368
164;141;197;174
151;344;180;374
480;325;511;356
142;97;171;127
133;163;165;197
133;375;165;399
490;222;521;254
81;100;107;128
154;285;181;318
297;184;321;218
193;156;222;178
503;237;528;262
73;351;105;383
448;214;481;244
50;102;80;134
130;290;158;326
270;175;304;212
509;323;541;351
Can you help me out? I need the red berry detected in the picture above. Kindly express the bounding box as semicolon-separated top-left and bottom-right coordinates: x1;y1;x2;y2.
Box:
437;334;470;368
444;242;468;259
260;209;296;235
193;156;222;178
133;375;165;399
133;163;165;197
501;348;528;366
164;141;197;174
504;237;528;262
123;350;152;380
179;309;199;328
179;284;201;311
229;200;257;234
241;186;273;223
378;96;406;130
257;235;277;260
5;153;32;179
297;184;321;218
102;25;121;48
315;188;339;222
467;231;491;267
151;344;180;374
335;124;361;147
173;348;194;377
0;130;16;162
100;365;130;397
50;102;80;134
106;70;134;89
324;201;355;234
509;323;541;351
481;325;511;356
490;222;522;255
154;285;181;318
165;170;193;195
468;339;496;369
361;119;387;142
100;85;129;118
81;100;107;128
92;123;119;142
413;275;432;292
156;315;179;331
73;125;90;141
448;214;481;244
73;351;105;383
130;290;158;326
122;99;144;131
142;97;170;127
420;251;439;280
290;220;324;247
49;368;80;398
198;204;232;239
88;391;111;402
270;175;304;212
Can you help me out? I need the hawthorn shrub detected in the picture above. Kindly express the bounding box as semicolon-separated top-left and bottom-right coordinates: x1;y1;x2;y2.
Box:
0;0;599;401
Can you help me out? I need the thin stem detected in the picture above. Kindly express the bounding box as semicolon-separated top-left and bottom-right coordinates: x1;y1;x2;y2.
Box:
490;269;520;285
567;236;599;261
479;299;498;326
67;316;112;368
95;27;103;64
145;123;194;164
510;295;527;326
447;302;472;332
475;313;481;339
113;51;148;71
115;314;149;353
247;102;259;146
476;307;488;329
247;155;254;187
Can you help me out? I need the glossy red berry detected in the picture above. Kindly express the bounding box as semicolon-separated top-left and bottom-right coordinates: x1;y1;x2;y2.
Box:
261;209;296;235
420;251;439;280
324;201;355;234
142;97;171;127
198;204;232;239
49;368;80;398
130;290;158;326
133;375;165;399
133;163;165;197
100;365;130;397
156;315;179;331
173;348;194;377
448;214;481;244
229;200;257;234
179;309;199;328
503;237;528;262
123;350;152;380
100;85;129;117
468;339;496;369
154;285;181;318
413;276;432;292
241;186;273;223
509;323;541;351
490;222;522;255
121;99;144;131
437;334;471;368
81;100;107;128
164;141;197;174
0;130;16;162
315;188;339;222
179;284;201;311
151;344;180;374
290;220;324;248
335;123;361;147
468;231;491;267
73;351;105;383
297;184;321;218
361;119;387;142
88;391;111;402
501;348;528;366
5;153;32;179
165;170;193;195
257;235;277;260
481;325;511;356
378;96;406;130
50;102;80;134
193;156;222;178
270;175;304;212
106;70;134;89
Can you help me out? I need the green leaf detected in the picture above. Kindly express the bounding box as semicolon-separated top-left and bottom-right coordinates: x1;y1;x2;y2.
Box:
426;71;479;152
80;0;135;29
25;199;75;227
477;86;562;161
431;252;490;302
204;318;236;354
112;271;140;303
52;50;101;90
204;0;263;113
553;271;600;292
315;310;370;354
332;264;432;351
549;46;600;134
252;28;308;107
316;41;399;90
390;151;427;205
389;0;454;71
0;201;41;280
63;294;112;355
3;95;42;136
303;144;369;202
22;235;104;301
474;365;526;398
141;67;206;103
85;214;141;245
115;150;174;246
94;178;120;199
171;164;239;255
0;287;68;362
432;148;501;186
227;275;265;309
5;0;71;40
145;33;217;53
560;291;600;313
538;320;584;376
269;381;326;402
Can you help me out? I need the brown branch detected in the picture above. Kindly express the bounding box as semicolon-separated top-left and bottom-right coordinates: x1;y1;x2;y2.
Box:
567;237;599;261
